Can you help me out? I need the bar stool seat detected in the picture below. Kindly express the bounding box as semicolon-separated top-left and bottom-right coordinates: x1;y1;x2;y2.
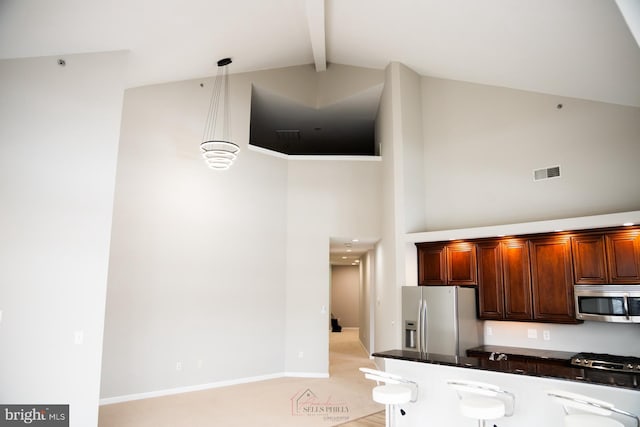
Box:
547;390;638;427
459;395;506;421
447;380;515;427
360;368;418;427
372;384;412;405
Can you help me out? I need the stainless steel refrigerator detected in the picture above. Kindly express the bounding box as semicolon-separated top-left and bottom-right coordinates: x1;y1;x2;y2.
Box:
402;286;482;356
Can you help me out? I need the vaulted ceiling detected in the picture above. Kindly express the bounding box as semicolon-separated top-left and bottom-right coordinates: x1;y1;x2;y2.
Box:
1;0;639;106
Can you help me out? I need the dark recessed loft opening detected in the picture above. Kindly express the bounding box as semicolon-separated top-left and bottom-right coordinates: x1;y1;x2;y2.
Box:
249;84;382;156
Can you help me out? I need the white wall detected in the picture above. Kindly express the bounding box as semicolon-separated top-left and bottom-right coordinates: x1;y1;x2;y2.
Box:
359;250;376;353
374;64;402;354
284;159;381;375
101;63;385;397
331;265;360;327
0;52;127;426
101;71;289;399
398;64;426;234
421;76;640;231
374;63;428;355
484;320;640;356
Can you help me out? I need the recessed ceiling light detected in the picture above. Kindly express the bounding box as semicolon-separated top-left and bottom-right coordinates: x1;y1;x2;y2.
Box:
351;262;357;265
352;238;359;242
346;249;352;252
355;260;360;263
341;256;347;259
623;222;634;226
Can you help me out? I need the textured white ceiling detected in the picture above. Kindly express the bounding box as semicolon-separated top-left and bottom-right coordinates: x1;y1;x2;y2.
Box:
1;0;639;106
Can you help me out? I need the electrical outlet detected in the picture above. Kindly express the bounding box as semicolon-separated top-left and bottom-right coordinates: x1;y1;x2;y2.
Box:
176;362;182;371
197;359;203;369
74;330;84;345
527;328;537;339
298;351;304;359
543;330;551;341
486;326;493;336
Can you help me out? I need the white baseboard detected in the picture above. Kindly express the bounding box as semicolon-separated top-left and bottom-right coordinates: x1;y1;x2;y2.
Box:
99;371;330;405
99;372;285;406
284;371;329;379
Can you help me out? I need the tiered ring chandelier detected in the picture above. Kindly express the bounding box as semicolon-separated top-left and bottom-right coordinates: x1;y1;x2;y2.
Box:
200;57;239;170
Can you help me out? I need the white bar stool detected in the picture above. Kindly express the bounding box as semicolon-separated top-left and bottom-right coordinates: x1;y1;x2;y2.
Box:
360;367;418;427
547;389;640;427
447;380;515;427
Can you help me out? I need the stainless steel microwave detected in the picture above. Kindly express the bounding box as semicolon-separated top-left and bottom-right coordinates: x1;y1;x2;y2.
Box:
574;285;640;323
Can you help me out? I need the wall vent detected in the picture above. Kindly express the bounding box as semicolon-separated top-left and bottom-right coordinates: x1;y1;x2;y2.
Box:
275;129;301;142
533;165;561;181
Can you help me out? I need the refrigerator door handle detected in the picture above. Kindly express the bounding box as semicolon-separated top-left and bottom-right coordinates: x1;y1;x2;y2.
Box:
422;297;428;354
416;299;423;353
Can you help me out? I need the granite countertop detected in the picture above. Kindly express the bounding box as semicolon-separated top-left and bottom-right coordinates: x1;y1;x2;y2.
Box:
465;345;577;362
372;348;639;390
372;349;482;368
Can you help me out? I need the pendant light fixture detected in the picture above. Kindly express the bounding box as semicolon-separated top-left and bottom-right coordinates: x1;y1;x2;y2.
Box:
200;57;239;170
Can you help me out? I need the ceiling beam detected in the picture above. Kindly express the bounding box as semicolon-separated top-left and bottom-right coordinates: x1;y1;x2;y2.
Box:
305;0;327;72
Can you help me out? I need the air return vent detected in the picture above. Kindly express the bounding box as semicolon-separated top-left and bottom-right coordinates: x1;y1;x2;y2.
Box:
533;165;561;181
275;129;300;142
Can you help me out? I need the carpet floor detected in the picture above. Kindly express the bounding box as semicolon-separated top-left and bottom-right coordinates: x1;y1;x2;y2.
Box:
98;328;383;426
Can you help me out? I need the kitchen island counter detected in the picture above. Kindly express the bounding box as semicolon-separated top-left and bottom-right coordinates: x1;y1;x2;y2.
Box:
373;348;639;390
372;353;639;427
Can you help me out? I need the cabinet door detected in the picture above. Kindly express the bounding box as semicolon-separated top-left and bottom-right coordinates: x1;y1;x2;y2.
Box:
508;358;537;374
536;361;583;379
501;239;533;320
446;243;477;285
529;237;577;323
477;241;504;319
571;234;607;284
605;230;640;284
417;243;447;285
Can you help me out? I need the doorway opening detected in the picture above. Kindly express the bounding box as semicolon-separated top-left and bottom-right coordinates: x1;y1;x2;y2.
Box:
329;237;377;375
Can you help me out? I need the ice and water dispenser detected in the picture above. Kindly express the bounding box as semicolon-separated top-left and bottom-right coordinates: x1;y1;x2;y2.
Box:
404;320;417;349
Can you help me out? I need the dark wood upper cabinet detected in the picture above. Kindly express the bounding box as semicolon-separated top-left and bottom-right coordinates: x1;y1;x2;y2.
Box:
417;243;446;285
606;230;640;284
446;243;477;285
529;236;577;323
571;234;608;284
571;230;640;285
417;225;638;324
477;241;504;319
477;239;532;321
416;242;477;286
502;239;533;320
